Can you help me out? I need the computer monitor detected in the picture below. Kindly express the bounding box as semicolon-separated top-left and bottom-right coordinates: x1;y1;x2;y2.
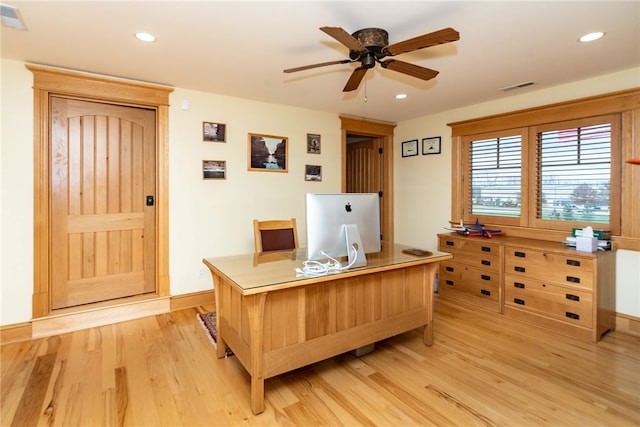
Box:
305;193;381;268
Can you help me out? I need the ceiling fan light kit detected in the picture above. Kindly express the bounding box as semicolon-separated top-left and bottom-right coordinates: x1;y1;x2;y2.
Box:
284;26;460;92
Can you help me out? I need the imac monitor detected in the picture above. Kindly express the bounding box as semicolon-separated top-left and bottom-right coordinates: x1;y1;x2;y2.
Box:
305;193;381;268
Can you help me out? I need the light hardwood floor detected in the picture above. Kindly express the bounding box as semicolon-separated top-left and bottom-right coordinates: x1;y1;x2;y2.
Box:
2;297;639;426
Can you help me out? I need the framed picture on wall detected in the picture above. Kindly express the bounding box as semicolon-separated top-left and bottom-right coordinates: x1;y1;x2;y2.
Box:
305;164;322;181
202;160;226;179
402;139;419;157
422;136;441;155
248;133;288;172
203;122;226;142
306;133;321;154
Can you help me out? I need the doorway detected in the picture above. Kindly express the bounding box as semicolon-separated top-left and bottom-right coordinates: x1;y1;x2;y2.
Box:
340;116;396;247
29;65;172;318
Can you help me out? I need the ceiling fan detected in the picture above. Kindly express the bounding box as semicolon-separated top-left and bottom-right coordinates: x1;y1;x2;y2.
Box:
284;26;460;92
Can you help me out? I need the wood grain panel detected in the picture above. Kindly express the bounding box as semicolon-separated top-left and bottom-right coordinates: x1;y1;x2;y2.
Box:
49;97;156;309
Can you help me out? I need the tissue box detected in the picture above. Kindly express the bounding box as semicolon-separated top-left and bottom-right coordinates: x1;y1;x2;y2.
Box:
576;236;598;253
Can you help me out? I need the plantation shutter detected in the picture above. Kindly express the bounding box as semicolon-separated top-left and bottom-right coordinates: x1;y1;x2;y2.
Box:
536;122;611;224
469;135;522;218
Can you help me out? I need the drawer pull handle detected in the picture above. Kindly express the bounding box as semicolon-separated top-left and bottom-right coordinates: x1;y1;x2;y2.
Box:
481;246;491;252
481;260;491;266
515;251;526;258
566;293;580;302
514;298;525;305
445;266;454;272
566;259;581;267
566;276;580;284
446;241;454;246
445;280;454;286
481;274;491;281
514;266;526;273
480;289;491;296
514;282;525;289
566;312;580;320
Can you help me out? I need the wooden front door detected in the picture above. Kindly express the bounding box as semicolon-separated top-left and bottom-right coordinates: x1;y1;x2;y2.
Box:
49;97;157;309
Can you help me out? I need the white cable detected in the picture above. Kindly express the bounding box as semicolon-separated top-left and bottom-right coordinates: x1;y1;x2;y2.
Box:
295;245;359;277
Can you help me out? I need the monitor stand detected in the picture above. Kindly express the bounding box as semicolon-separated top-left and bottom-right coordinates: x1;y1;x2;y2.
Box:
343;224;367;268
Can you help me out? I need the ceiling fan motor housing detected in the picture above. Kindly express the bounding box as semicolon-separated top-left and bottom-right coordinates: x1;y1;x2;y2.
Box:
349;28;389;60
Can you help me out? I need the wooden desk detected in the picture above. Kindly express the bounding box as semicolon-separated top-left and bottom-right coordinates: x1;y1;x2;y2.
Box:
203;244;452;414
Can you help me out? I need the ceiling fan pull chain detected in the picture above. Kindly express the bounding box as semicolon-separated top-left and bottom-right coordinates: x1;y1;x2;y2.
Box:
364;79;368;102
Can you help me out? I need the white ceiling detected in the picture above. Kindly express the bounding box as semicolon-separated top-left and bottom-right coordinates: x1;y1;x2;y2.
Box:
2;1;639;123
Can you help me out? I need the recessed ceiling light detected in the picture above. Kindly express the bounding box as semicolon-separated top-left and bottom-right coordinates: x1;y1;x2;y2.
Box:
395;93;407;99
579;32;604;42
135;32;156;42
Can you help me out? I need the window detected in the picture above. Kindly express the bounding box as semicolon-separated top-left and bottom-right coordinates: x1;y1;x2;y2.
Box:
450;89;640;247
460;115;620;233
535;119;613;225
469;133;522;218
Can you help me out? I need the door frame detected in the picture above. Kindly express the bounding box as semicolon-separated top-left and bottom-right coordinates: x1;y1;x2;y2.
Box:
28;65;173;318
340;116;396;247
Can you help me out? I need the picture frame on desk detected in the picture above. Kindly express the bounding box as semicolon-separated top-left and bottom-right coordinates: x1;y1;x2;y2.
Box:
422;136;441;155
402;139;419;157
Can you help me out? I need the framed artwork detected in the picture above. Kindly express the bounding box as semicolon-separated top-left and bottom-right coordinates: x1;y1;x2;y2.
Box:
203;122;226;142
305;164;322;181
202;160;226;179
248;133;288;172
422;136;441;155
306;133;321;154
402;139;419;157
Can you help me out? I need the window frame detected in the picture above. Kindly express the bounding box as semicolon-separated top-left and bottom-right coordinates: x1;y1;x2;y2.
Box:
462;127;528;228
527;115;621;233
448;88;639;249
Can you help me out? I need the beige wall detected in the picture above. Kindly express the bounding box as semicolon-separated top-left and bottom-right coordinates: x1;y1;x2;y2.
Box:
167;87;342;296
1;58;639;326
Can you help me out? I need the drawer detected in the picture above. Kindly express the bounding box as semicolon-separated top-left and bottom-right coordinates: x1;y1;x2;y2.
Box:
439;235;499;256
504;249;593;290
504;274;593;328
439;261;499;302
438;237;500;272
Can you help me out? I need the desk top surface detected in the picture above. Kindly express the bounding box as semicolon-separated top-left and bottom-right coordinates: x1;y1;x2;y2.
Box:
203;244;452;294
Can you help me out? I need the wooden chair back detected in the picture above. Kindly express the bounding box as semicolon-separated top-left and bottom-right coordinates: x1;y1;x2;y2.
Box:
253;218;299;253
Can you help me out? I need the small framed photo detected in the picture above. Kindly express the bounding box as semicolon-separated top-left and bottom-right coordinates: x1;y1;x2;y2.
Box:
402;139;419;157
305;164;322;181
306;133;321;154
203;122;226;142
248;133;288;172
202;160;226;179
422;136;441;155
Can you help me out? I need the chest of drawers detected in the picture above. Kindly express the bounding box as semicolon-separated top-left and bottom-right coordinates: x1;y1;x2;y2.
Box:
437;234;503;313
437;233;616;342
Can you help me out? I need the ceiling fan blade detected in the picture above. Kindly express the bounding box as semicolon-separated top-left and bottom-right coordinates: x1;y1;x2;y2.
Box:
343;67;368;92
284;59;352;73
382;27;460;56
380;59;439;81
320;26;366;52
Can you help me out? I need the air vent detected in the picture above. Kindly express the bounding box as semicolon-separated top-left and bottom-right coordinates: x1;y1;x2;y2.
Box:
500;81;535;92
0;4;27;30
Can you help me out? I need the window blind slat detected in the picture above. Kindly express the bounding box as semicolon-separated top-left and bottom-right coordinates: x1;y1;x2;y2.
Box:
537;123;611;224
